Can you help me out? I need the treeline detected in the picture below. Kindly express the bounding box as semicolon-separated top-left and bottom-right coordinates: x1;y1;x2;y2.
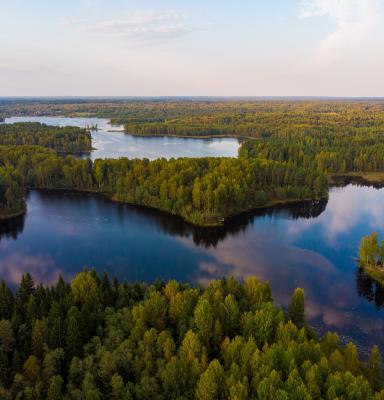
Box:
117;101;384;139
239;133;384;174
0;123;92;153
3;99;384;138
359;233;384;267
0;166;25;219
0;271;383;399
0;146;328;226
359;233;384;285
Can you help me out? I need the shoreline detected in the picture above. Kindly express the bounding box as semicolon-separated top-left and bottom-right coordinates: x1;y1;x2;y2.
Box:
0;187;327;228
329;173;384;188
0;207;26;221
360;264;384;286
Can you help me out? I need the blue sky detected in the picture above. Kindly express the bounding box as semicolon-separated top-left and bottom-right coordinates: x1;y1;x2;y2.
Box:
1;0;383;96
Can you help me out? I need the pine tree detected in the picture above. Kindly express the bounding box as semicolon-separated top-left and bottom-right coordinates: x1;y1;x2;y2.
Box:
66;307;82;360
367;346;383;391
289;288;305;328
0;281;14;320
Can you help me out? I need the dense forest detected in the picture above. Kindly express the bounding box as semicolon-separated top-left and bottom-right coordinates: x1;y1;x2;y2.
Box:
2;99;384;140
359;233;384;285
239;133;384;174
3;99;384;177
1;99;384;223
0;122;90;220
0;123;92;153
0;271;382;399
0;145;328;226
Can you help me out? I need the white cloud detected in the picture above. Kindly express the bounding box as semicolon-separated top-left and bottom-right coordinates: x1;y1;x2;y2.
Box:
299;0;383;64
64;10;193;45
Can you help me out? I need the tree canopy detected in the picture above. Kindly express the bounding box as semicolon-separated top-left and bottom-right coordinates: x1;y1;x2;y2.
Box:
0;271;382;399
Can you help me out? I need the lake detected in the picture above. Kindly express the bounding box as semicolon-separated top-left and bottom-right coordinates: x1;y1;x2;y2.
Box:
3;117;240;159
0;185;383;355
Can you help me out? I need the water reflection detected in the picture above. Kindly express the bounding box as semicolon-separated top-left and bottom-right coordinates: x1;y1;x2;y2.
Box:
0;192;327;247
0;185;383;354
357;268;384;310
0;214;24;241
3;117;240;160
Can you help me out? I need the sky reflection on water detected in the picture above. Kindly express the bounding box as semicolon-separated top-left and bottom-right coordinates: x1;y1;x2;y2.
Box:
0;185;383;353
4;116;240;160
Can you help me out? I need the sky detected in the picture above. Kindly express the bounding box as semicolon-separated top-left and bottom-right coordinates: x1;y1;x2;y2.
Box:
1;0;383;96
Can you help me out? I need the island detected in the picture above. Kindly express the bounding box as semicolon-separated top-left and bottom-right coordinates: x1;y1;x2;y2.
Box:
359;232;384;285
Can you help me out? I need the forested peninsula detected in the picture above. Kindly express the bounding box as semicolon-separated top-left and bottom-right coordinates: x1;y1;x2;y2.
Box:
0;145;327;226
0;123;92;153
0;271;383;399
1;100;384;224
0;123;92;220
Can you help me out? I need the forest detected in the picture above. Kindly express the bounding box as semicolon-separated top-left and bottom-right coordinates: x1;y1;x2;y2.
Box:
0;123;92;153
0;123;92;220
0;271;382;399
359;233;384;285
0;145;328;226
1;99;384;223
2;99;384;141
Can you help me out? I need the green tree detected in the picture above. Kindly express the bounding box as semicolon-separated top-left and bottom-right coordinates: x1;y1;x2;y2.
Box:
194;298;214;346
367;346;383;391
0;320;14;352
66;307;83;360
359;232;380;266
288;288;305;328
47;375;64;400
196;359;227;400
71;270;99;305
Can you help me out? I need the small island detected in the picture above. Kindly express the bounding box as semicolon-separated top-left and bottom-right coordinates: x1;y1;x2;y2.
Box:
358;232;384;284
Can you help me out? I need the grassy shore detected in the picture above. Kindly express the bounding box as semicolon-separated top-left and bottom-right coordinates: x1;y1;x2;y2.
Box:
330;172;384;187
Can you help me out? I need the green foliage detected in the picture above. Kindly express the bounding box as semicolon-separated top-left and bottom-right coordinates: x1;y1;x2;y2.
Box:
360;232;383;267
71;270;99;305
358;233;384;285
0;122;91;153
0;272;380;398
5;100;384;225
289;288;305;329
0;145;328;226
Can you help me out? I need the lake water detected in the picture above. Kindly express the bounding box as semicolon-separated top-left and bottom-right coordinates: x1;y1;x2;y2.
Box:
3;117;240;159
0;185;383;354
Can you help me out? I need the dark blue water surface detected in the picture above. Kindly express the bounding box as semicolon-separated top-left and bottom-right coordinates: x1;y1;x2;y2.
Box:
0;185;383;354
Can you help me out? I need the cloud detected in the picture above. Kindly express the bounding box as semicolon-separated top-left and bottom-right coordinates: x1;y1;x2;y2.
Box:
0;253;67;287
299;0;383;64
64;10;193;45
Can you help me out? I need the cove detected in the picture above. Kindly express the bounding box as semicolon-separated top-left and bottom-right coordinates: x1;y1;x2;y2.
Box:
0;184;383;355
3;117;240;159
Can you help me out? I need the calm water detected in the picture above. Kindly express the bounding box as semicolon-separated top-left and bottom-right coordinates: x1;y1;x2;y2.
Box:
0;185;383;354
3;117;240;159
